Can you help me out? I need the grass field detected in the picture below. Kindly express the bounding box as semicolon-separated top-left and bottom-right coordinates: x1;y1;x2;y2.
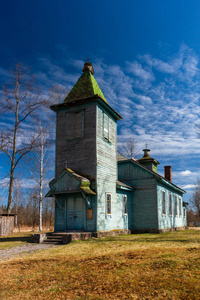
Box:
0;230;200;299
0;232;34;250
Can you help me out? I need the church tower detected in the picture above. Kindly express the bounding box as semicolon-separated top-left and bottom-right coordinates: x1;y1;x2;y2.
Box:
50;62;122;232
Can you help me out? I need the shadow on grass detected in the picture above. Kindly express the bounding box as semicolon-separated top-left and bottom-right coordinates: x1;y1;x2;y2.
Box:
85;231;200;244
0;235;33;243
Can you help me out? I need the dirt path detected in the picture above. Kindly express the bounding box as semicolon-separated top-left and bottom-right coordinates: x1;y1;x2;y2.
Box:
0;243;59;262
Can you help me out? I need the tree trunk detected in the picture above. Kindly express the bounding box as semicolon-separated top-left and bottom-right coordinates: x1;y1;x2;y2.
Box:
39;199;42;231
7;167;15;213
39;142;44;232
7;107;18;213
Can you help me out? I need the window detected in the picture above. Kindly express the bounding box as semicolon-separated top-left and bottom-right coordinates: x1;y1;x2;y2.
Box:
162;191;166;214
67;110;84;140
175;196;178;216
103;113;109;141
106;193;111;215
183;208;186;218
179;198;182;217
169;194;172;215
123;195;127;215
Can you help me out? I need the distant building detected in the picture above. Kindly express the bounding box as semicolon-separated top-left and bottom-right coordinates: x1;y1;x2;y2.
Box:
46;62;187;233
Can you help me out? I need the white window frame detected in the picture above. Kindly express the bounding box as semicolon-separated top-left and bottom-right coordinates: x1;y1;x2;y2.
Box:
106;193;112;215
169;194;172;216
183;207;186;218
123;195;127;215
162;191;166;215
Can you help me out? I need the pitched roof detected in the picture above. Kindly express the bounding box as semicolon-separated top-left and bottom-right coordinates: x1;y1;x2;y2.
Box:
64;69;107;104
45;167;96;197
118;158;186;194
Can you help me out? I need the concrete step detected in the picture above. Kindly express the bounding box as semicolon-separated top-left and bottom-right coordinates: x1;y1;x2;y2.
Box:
43;238;62;243
47;235;63;239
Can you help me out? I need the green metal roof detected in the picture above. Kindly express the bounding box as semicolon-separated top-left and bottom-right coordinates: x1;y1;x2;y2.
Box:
64;70;107;103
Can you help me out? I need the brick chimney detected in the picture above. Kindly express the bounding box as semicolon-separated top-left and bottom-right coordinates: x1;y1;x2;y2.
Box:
164;166;171;182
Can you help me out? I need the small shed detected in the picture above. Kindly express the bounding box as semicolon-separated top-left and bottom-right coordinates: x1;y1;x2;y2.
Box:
0;214;16;236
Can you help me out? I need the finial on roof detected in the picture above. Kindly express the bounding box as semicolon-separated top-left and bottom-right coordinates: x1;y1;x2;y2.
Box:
82;58;94;74
143;146;150;158
65;161;67;169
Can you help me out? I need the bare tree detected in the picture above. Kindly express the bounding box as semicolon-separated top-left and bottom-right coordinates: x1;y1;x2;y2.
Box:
48;84;68;105
27;125;52;231
27;188;39;228
190;180;200;218
118;137;138;159
0;63;47;213
12;177;24;226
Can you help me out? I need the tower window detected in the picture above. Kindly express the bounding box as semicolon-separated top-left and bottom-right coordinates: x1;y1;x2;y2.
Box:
103;113;109;141
66;110;84;140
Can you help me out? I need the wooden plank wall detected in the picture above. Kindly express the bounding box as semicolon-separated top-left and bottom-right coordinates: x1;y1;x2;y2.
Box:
118;161;158;230
56;103;97;178
0;216;14;236
53;173;80;192
157;182;186;229
96;104;125;231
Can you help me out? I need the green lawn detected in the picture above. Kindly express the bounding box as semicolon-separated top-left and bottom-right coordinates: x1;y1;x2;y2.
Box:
0;230;200;299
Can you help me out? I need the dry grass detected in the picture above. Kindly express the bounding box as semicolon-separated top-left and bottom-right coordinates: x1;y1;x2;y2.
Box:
0;230;200;299
0;232;33;250
13;225;54;233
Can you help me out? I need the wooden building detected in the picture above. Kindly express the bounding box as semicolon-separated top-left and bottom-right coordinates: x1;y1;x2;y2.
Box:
0;214;16;236
46;62;187;233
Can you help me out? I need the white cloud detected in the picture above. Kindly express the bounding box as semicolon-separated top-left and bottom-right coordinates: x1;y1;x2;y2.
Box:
1;45;200;205
181;170;192;176
182;184;196;190
126;61;155;82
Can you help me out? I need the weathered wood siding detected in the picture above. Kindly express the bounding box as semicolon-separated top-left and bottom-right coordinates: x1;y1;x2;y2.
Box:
118;162;158;230
54;194;97;232
157;182;186;229
0;215;15;236
56;103;96;178
53;172;80;192
86;195;97;232
116;190;132;230
96;104;125;231
131;179;158;229
54;196;66;231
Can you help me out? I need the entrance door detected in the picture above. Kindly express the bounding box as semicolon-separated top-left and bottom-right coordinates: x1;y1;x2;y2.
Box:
67;195;85;231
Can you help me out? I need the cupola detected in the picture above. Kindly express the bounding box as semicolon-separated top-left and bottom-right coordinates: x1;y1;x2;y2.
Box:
138;146;160;173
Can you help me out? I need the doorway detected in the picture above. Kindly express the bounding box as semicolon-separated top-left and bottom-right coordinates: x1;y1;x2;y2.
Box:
67;195;85;231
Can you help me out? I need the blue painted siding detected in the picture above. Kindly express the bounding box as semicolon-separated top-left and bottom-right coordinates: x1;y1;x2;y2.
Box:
86;195;97;232
96;104;127;231
131;179;158;229
54;196;66;232
118;161;154;183
54;194;97;232
118;161;158;230
116;190;133;230
157;181;186;229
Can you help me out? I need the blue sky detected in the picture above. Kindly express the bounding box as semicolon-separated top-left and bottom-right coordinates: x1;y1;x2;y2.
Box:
0;0;200;204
